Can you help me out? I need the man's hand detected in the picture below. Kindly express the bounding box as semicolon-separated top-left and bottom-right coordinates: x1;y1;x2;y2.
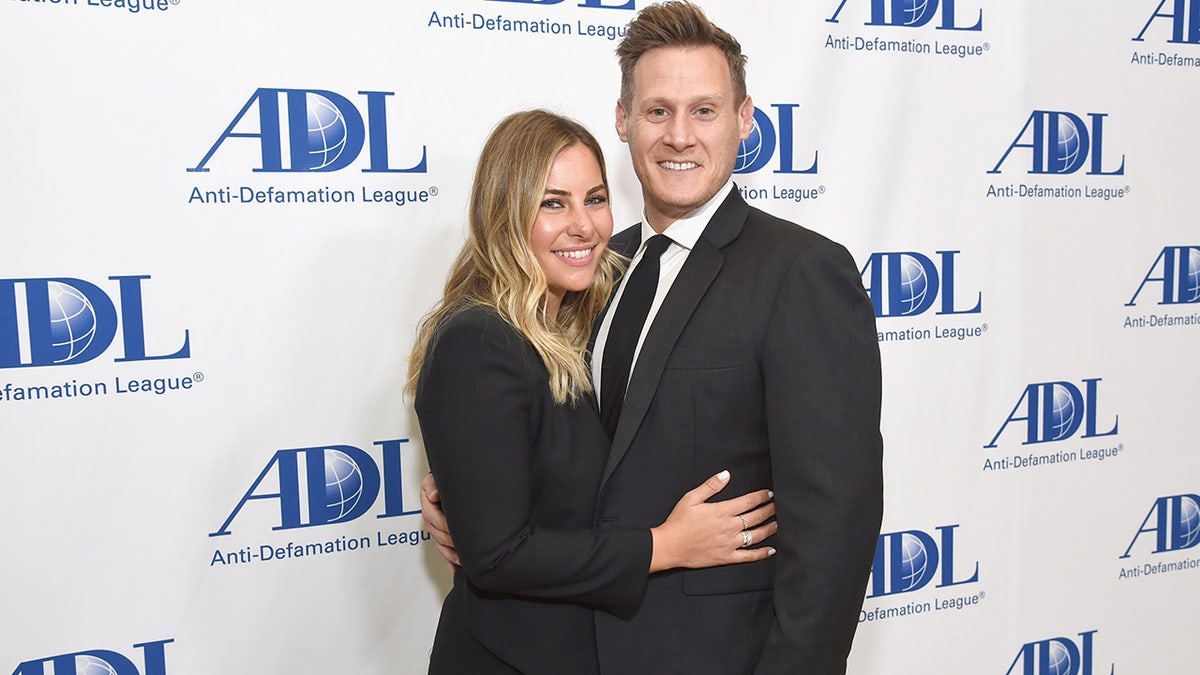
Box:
421;472;460;568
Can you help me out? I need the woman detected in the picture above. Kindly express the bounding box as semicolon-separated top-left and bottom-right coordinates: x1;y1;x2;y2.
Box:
407;110;776;674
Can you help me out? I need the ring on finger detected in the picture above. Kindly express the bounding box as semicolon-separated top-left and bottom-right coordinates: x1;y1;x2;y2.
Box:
739;514;748;530
741;530;753;547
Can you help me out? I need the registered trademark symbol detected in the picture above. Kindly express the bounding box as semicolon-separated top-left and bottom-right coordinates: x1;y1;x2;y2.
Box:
979;591;986;600
981;323;989;332
1124;185;1131;193
193;372;205;382
983;42;991;51
169;0;180;4
817;185;826;194
429;186;439;196
1118;443;1125;451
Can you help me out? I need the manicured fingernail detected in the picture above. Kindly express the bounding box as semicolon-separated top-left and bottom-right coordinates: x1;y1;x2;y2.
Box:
768;548;777;556
768;490;774;499
717;470;730;481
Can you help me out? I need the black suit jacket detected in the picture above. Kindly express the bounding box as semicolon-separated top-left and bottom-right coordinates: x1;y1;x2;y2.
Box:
593;189;884;674
416;306;652;674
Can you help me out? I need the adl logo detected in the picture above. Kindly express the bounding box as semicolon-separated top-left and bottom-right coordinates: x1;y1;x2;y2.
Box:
1133;0;1200;43
211;440;420;537
827;0;983;30
735;104;818;175
1125;246;1200;306
0;276;190;369
485;0;636;8
1006;630;1115;675
1121;493;1200;558
11;639;173;675
859;250;981;318
190;89;427;173
985;379;1118;449
866;524;978;598
989;111;1125;176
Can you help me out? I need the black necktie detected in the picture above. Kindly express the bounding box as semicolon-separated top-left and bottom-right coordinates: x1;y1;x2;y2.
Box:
600;234;671;440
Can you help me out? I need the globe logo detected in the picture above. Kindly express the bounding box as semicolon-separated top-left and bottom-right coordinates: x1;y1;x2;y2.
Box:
1179;496;1200;549
735;116;768;173
1055;117;1082;173
75;655;120;675
306;93;350;170
1045;641;1074;675
1049;383;1077;442
897;532;930;592
324;448;366;521
1185;247;1200;302
898;0;934;26
47;281;100;364
898;254;930;316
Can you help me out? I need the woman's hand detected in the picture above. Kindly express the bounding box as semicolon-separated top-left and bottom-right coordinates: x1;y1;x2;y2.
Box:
649;470;777;573
421;472;460;568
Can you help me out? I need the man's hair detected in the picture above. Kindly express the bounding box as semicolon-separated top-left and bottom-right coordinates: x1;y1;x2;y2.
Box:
407;110;622;405
616;1;748;108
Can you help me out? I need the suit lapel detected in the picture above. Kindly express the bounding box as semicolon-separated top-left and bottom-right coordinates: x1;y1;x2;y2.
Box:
599;190;751;489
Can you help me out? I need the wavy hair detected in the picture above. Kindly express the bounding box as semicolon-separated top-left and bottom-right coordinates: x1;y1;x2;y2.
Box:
407;110;622;405
616;1;748;109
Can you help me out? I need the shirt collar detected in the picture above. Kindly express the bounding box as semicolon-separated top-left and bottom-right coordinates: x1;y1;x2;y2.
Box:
638;179;735;253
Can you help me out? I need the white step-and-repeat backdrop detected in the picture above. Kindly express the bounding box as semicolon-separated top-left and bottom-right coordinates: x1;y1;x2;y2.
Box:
3;1;1197;673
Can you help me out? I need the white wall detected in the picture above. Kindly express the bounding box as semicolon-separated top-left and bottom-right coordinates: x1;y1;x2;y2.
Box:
2;1;1197;672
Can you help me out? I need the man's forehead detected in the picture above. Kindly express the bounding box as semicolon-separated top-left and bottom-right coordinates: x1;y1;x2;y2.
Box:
628;46;735;98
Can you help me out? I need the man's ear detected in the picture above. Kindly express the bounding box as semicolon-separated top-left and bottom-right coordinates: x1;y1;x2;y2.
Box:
615;100;630;142
738;95;755;140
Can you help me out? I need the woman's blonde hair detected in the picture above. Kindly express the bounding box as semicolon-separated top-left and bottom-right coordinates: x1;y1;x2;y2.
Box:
406;110;622;405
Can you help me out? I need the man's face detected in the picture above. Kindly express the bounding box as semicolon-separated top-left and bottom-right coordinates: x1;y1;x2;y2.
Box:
616;44;753;232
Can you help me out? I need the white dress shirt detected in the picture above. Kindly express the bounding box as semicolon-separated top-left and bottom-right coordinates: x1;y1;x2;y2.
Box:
592;179;736;402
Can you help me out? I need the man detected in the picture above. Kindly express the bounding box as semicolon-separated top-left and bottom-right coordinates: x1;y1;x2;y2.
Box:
423;2;883;672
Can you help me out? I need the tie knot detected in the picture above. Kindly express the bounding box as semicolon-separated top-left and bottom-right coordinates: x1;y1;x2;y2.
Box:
642;234;671;260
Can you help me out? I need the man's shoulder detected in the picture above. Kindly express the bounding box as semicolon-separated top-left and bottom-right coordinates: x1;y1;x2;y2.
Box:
739;205;843;255
610;225;641;257
705;189;843;255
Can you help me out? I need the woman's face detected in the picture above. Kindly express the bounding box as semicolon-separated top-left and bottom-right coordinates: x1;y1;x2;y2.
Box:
530;142;613;319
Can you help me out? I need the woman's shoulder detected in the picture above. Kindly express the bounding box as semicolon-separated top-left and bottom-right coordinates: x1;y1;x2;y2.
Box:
437;304;515;336
431;305;528;357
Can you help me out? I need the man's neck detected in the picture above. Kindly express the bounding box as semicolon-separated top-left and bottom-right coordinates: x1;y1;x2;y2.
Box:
641;180;736;236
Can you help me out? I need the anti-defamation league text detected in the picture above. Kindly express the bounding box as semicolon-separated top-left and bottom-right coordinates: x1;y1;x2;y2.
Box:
187;185;438;207
825;34;989;59
1123;312;1200;328
0;373;201;403
210;528;431;568
860;591;985;624
983;444;1125;472
986;184;1129;200
10;0;179;16
428;11;627;42
1118;556;1200;581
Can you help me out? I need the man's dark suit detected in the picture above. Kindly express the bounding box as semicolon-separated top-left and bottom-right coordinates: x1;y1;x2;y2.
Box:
593;189;884;674
416;306;653;674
